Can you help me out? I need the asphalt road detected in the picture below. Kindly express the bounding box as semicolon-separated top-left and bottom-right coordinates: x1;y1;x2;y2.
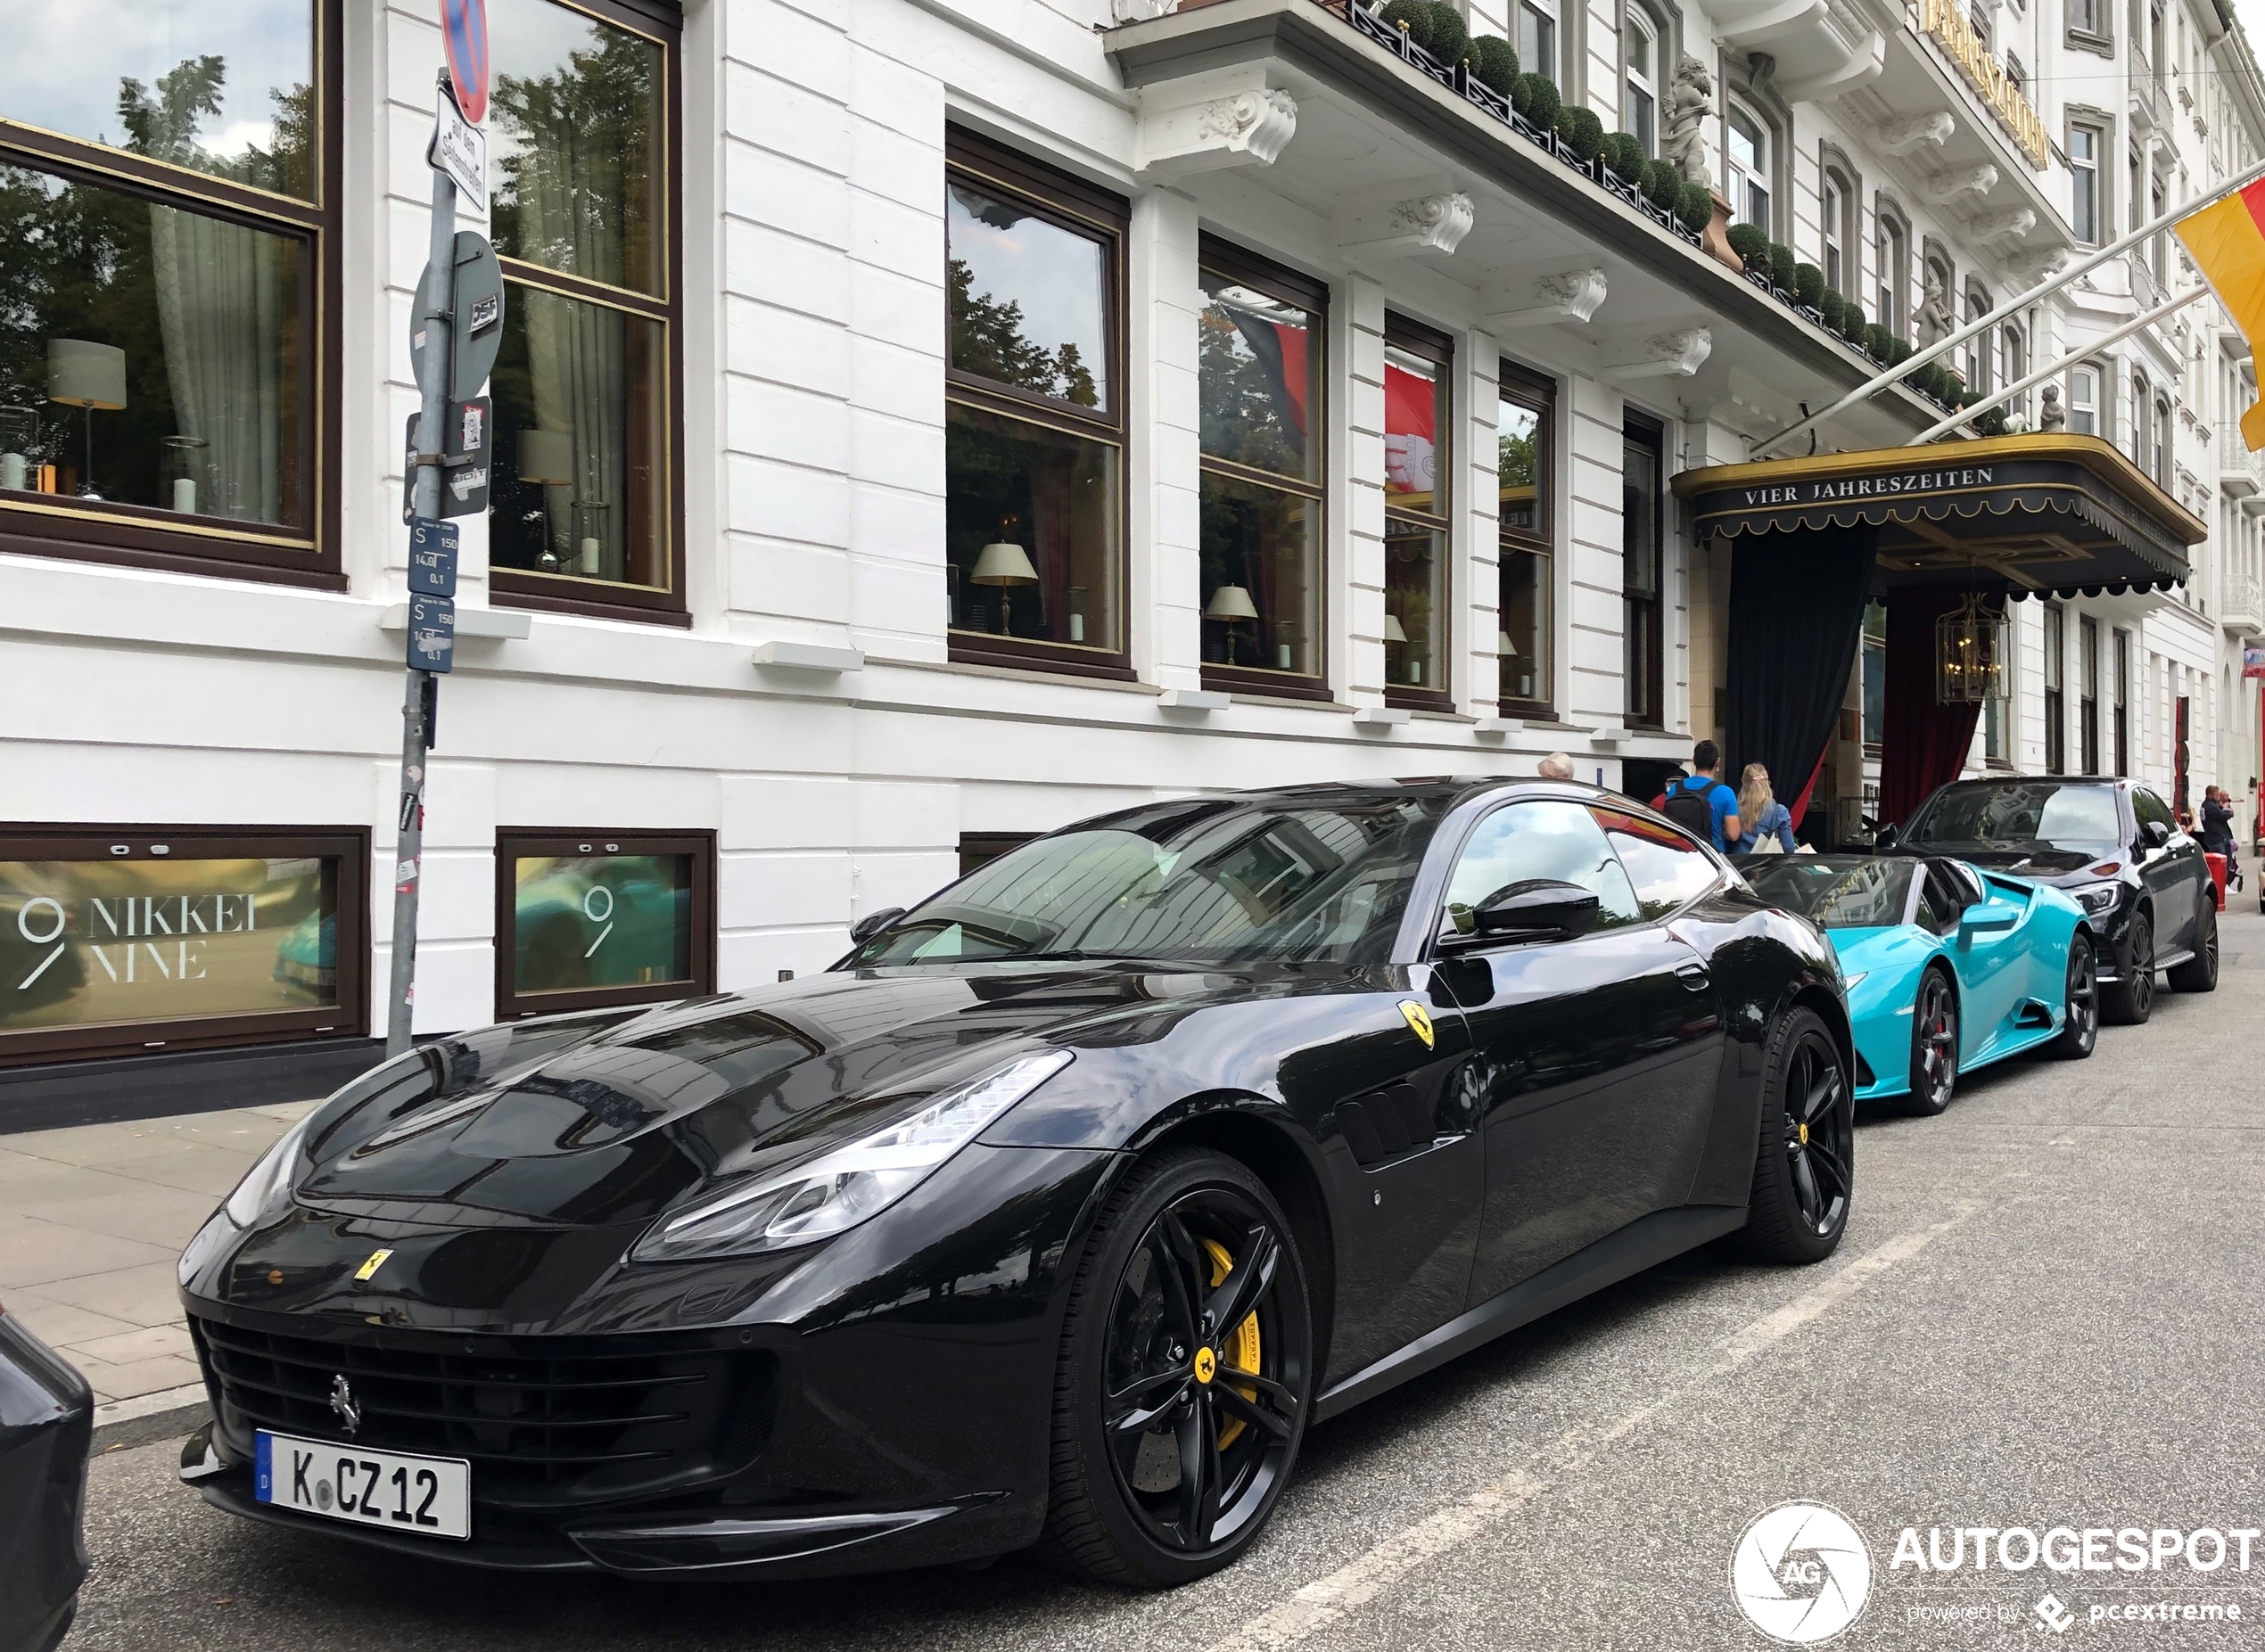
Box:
65;904;2265;1651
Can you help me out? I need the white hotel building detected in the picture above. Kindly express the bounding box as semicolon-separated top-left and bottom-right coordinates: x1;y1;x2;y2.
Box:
0;0;2258;1122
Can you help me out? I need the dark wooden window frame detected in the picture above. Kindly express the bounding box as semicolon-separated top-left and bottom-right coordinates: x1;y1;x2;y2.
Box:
1495;358;1556;719
1197;236;1333;703
944;126;1133;681
493;826;716;1019
487;0;688;626
1383;311;1455;714
959;831;1040;877
1621;410;1668;730
0;824;370;1066
2043;602;2067;774
0;1;344;589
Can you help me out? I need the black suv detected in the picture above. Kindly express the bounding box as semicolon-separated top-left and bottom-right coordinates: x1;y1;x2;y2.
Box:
1882;776;2218;1023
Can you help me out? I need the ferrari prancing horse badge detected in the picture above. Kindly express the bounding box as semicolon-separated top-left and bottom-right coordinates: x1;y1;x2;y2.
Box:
1398;999;1435;1048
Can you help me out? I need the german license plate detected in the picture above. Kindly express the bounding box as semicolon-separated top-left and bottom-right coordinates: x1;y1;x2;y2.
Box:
255;1430;470;1540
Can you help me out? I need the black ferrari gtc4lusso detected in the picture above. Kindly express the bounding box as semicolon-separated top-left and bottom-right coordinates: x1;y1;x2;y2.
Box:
177;778;1853;1588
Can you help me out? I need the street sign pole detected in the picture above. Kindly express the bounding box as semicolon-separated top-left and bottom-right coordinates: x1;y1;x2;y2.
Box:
386;119;459;1060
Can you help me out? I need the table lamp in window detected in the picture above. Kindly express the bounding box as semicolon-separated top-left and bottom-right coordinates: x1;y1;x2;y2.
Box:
1383;611;1420;684
1206;581;1259;664
46;341;126;500
972;537;1040;634
1498;629;1532;700
516;428;575;571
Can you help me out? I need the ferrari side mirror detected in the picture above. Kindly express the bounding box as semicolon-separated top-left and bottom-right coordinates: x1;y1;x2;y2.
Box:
1457;879;1602;942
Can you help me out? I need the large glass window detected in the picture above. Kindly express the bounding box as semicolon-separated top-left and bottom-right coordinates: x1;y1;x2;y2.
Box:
946;129;1126;675
2080;614;2101;774
1624;11;1658;155
1622;416;1665;727
1520;0;1559;85
2070;124;2101;245
1876;214;1907;335
1822;168;1850;294
2113;628;2130;776
1384;316;1452;708
2043;604;2066;773
1198;239;1324;695
1860;601;1887;747
495;829;712;1018
0;2;334;581
1498;365;1555;715
1727;105;1771;231
2070;365;2098;435
0;827;367;1064
1442;801;1643;939
486;0;679;616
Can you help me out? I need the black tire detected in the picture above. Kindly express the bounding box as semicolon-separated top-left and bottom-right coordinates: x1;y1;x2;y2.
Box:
1038;1148;1312;1590
2048;932;2097;1059
1899;968;1958;1116
1733;1007;1853;1264
2167;899;2220;993
2102;908;2154;1025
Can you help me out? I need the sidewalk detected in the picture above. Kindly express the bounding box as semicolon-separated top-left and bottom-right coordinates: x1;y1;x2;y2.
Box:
0;1101;317;1415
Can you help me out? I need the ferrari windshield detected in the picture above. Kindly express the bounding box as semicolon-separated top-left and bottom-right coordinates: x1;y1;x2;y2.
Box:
1902;781;2121;851
1744;856;1915;930
847;793;1452;967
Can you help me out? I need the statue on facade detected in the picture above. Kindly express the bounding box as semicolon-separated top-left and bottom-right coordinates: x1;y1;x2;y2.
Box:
2038;383;2066;431
1663;55;1716;188
1916;271;1954;346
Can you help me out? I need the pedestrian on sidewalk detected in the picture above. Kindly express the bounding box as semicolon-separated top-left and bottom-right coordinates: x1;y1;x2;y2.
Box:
1660;741;1742;851
1730;763;1800;856
1537;752;1575;780
2202;785;2241;891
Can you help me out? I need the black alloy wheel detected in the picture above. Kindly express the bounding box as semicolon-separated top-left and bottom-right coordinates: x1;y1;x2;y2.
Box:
2049;933;2098;1059
2104;908;2155;1025
1042;1149;1311;1588
1733;1007;1854;1264
2167;900;2220;993
1901;970;1958;1116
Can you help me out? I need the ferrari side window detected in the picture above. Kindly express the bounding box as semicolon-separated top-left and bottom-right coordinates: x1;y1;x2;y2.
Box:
1440;801;1642;939
1592;807;1718;920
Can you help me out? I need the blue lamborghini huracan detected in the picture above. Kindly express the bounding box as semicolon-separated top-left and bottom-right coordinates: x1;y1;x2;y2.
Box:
1742;854;2096;1114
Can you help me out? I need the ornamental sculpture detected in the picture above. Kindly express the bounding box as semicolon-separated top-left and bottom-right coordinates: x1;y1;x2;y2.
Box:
1663;55;1715;189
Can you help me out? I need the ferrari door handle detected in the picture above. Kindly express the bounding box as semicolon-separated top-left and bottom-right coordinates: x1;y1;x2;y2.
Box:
1676;962;1711;990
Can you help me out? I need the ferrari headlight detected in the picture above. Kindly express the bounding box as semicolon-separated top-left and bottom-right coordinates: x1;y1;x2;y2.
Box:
222;1112;318;1229
630;1049;1075;1263
2072;883;2121;916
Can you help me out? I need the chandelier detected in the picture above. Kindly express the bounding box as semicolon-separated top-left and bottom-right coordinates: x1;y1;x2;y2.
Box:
1934;591;2008;705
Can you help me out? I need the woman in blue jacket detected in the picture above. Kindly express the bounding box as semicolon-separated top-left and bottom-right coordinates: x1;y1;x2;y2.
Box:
1730;764;1800;855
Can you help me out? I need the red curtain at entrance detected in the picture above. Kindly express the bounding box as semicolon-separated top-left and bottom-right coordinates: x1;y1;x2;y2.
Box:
1878;587;1989;826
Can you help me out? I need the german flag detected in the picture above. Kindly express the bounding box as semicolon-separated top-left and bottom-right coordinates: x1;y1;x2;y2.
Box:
2179;178;2265;448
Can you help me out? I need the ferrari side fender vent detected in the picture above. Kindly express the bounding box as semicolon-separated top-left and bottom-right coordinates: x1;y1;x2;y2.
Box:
1336;1083;1440;1168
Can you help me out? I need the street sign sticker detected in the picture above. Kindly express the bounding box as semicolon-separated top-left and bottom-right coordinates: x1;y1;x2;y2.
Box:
408;518;460;597
441;394;491;519
441;0;490;124
410;232;505;401
429;82;486;200
409;594;457;675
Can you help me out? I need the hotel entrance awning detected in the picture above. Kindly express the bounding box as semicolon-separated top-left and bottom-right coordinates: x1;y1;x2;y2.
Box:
1672;433;2205;596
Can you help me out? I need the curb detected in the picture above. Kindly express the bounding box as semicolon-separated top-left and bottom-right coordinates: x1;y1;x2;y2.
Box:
91;1384;210;1454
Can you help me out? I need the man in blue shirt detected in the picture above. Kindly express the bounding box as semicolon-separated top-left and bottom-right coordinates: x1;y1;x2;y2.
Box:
1660;740;1742;851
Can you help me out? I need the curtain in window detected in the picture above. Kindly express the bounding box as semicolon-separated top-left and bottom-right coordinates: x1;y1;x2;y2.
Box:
1878;587;1987;825
147;206;287;523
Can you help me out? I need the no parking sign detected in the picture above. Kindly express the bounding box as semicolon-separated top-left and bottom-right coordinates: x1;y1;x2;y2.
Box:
441;0;490;123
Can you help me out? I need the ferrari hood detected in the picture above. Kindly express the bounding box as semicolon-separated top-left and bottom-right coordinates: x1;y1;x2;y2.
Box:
289;963;1273;1229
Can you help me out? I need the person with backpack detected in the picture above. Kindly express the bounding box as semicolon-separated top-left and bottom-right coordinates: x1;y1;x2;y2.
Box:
1729;763;1799;856
1660;741;1742;851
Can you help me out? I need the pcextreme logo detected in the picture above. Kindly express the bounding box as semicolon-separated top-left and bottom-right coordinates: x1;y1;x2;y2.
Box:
1731;1501;1875;1645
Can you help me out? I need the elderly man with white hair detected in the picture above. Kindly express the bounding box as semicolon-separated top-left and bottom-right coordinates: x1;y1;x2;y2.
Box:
1536;752;1575;780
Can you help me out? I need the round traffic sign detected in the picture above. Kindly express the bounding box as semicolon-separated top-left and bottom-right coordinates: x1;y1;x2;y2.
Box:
441;0;490;124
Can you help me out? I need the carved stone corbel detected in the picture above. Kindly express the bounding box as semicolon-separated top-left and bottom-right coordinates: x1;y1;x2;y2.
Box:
1136;78;1298;177
1340;192;1477;258
1879;111;1956;155
1974;207;2037;244
1926;163;1998;205
1485;267;1608;332
1604;327;1713;382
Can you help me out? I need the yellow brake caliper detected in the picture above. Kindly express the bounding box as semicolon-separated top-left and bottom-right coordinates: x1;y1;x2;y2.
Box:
1199;1237;1263;1448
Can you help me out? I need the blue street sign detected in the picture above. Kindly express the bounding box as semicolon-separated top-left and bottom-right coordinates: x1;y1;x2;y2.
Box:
408;518;459;596
409;594;457;674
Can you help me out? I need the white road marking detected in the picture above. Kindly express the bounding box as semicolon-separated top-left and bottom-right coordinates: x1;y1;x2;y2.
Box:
1209;1202;1987;1652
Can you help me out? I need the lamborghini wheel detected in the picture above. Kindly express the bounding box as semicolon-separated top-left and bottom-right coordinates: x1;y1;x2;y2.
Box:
1040;1149;1312;1589
1900;969;1958;1116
